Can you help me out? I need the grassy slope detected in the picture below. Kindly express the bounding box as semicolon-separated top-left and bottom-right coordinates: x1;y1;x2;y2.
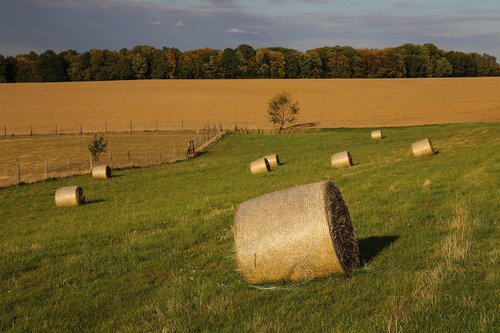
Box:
0;123;498;332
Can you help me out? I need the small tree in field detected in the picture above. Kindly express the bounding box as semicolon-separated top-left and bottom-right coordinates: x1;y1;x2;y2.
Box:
267;91;299;132
88;134;108;162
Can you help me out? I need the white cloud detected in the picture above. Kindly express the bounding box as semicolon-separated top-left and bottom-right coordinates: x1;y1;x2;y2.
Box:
225;28;250;34
175;20;184;27
149;20;162;25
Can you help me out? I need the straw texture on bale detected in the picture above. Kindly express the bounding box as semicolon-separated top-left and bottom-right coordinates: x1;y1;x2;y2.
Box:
234;181;359;283
263;154;280;168
55;186;85;207
371;130;383;139
412;139;434;157
331;151;353;168
250;158;270;174
92;165;112;179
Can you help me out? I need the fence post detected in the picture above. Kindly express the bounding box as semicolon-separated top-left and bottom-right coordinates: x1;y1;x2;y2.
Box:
44;161;48;180
69;157;72;173
90;157;93;173
55;124;58;135
16;163;20;185
3;125;6;136
146;148;149;166
130;121;133;133
159;148;162;164
128;151;131;167
156;121;158;132
80;123;83;134
105;122;108;134
30;125;33;136
173;147;176;161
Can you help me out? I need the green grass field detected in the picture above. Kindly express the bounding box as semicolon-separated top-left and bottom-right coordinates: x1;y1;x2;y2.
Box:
1;123;498;332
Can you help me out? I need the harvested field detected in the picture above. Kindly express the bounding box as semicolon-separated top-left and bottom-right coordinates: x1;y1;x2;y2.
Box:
1;78;499;134
0;131;201;187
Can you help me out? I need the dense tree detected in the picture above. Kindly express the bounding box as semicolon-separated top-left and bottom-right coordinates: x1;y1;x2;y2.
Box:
5;56;17;82
301;50;323;78
221;48;239;79
39;50;67;82
15;51;42;82
0;43;497;83
0;55;6;83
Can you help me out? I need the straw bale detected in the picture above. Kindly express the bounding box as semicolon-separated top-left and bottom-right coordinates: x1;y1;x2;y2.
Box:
412;139;434;157
331;151;353;168
371;130;382;139
263;154;280;168
92;165;112;179
55;186;85;207
250;158;270;174
234;181;359;283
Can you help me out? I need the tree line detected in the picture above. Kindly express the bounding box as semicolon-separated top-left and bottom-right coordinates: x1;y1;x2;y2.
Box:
0;43;498;83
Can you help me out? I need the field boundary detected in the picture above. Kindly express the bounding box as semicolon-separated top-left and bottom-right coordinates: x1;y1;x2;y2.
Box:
0;128;225;189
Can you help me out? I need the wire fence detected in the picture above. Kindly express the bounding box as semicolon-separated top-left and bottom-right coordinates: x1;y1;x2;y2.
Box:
1;120;266;136
0;126;224;188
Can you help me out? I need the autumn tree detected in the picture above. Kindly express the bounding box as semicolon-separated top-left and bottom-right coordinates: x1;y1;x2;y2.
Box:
267;91;300;132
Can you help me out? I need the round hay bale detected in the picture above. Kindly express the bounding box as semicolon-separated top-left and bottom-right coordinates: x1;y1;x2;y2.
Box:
371;130;382;139
250;158;270;174
331;151;353;168
92;165;112;179
263;154;280;168
412;139;434;157
55;186;85;207
234;181;359;283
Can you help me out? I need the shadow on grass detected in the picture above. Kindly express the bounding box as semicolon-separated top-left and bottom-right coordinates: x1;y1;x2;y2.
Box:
358;236;399;266
85;199;106;205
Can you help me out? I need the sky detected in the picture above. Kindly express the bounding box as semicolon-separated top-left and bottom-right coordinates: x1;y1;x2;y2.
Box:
1;0;499;59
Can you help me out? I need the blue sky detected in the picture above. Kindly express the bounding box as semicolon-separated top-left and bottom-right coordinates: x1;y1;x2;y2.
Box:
1;0;499;59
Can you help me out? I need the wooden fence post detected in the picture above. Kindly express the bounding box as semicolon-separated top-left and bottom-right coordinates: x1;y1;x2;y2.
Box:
30;125;33;136
173;147;176;161
156;121;159;132
80;123;83;134
44;161;48;180
128;151;131;167
130;121;133;133
55;124;58;135
3;125;6;136
16;163;20;185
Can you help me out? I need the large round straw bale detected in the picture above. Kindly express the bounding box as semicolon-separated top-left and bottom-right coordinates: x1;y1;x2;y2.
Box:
234;181;359;283
371;130;382;139
250;158;270;174
92;165;112;179
331;151;353;168
263;154;280;168
412;139;434;157
55;186;85;207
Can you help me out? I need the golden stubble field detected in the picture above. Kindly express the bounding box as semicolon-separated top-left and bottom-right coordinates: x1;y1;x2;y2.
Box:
1;78;500;134
1;78;499;186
